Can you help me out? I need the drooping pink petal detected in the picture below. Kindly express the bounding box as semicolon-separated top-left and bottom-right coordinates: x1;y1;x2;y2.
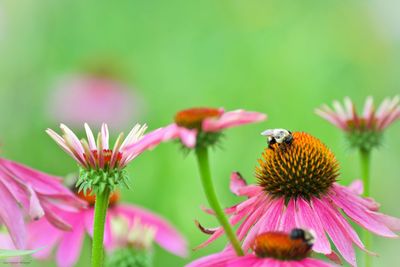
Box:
0;181;26;249
115;204;188;257
229;172;263;198
301;258;337;267
41;199;73;231
347;180;363;195
242;197;284;250
202;110;266;132
329;187;396;237
279;198;297;232
226;254;261;267
315;106;347;130
56;219;85;267
28;219;62;259
312;198;356;266
295;197;331;254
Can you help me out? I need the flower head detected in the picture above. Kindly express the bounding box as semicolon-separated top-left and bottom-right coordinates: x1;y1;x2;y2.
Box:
0;158;86;249
124;108;266;153
187;229;335;267
316;96;400;151
197;132;400;266
46;123;148;194
26;188;187;267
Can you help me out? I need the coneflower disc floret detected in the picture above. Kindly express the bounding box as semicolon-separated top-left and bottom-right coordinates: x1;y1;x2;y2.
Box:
256;132;339;200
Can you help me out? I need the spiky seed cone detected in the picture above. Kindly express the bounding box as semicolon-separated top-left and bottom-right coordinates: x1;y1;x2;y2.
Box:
256;132;339;200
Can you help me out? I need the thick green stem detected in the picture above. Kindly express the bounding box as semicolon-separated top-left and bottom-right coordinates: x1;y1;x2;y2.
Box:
195;147;244;256
360;149;372;267
91;188;111;267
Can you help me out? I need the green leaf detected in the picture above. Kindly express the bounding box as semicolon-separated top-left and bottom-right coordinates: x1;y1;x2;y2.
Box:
0;248;42;259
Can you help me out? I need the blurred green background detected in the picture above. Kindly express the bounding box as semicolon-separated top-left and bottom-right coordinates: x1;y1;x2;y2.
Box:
0;0;399;266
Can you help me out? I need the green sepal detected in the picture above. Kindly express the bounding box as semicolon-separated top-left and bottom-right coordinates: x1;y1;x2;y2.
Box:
346;130;383;152
76;167;130;195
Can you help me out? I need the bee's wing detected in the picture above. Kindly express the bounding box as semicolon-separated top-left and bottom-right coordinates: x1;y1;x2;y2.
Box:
261;129;275;136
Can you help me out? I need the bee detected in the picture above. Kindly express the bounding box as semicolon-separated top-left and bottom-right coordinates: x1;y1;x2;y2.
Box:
261;128;293;149
252;228;315;260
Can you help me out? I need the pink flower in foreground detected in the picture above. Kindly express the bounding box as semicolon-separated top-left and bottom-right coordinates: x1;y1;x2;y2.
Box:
316;96;400;151
197;132;400;266
188;229;335;267
0;158;85;249
47;74;142;129
125;107;267;152
46;123;151;193
27;190;187;267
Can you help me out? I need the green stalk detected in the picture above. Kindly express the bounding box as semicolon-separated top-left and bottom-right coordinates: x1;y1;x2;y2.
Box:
91;188;111;267
360;149;372;267
195;147;244;256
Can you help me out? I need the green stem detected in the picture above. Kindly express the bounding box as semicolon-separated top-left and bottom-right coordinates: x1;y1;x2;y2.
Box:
91;188;111;267
360;149;372;267
195;147;244;256
360;149;371;197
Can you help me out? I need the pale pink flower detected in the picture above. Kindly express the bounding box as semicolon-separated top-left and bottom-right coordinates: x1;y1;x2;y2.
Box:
26;190;187;267
197;132;400;267
46;123;147;171
47;74;142;129
188;229;335;267
316;96;400;132
125;107;267;152
0;158;86;249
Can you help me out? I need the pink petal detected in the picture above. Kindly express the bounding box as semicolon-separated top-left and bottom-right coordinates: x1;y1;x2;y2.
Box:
202;110;267;132
229;172;263;198
28;219;61;259
295;197;331;254
332;100;348;121
279;198;297;232
312;198;356;266
46;128;84;165
226;255;261;267
84;123;97;150
186;251;235;267
315;106;347;130
101;123;109;149
115;204;188;257
56;219;85;267
301;258;336;267
59;124;87;165
0;182;26;249
41;200;73;231
242;197;284;250
347;180;363;195
330;186;396;237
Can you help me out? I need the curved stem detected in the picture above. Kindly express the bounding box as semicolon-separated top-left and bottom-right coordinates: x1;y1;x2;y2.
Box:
195;147;244;256
360;149;372;267
91;188;111;267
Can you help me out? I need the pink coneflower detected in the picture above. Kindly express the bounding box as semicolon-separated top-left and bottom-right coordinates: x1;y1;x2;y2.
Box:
188;229;335;267
46;123;148;194
27;189;187;267
125;107;267;152
315;96;400;151
197;132;400;266
47;74;142;130
0;158;85;249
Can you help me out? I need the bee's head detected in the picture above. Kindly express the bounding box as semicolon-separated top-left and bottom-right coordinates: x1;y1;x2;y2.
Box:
289;228;315;247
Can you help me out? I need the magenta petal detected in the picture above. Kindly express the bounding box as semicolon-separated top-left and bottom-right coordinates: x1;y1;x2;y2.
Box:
347;180;363;195
279;198;297;232
312;198;356;266
0;182;26;249
28;219;61;259
115;204;188;257
301;258;336;267
202;109;267;132
329;187;396;237
56;220;85;267
226;255;261;267
295;197;331;254
185;251;235;267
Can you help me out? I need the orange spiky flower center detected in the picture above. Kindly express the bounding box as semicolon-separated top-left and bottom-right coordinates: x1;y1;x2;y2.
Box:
252;232;312;260
174;108;222;129
256;132;339;200
76;189;120;206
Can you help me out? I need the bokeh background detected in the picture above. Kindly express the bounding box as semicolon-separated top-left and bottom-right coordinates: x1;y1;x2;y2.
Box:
0;0;399;266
